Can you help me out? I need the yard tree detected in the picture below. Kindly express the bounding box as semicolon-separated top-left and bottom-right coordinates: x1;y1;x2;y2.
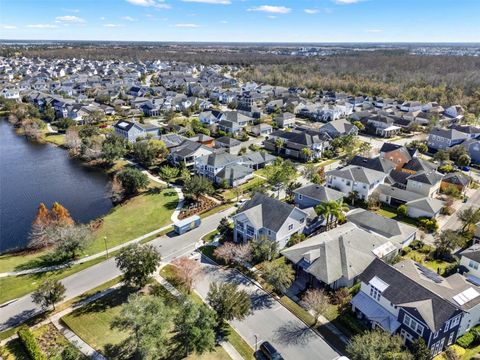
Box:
43;104;56;122
217;217;232;238
302;288;331;325
31;279;66;311
116;168;149;196
315;200;349;229
214;242;252;265
51;202;74;226
261;258;295;294
251;235;279;263
51;224;93;260
28;203;53;250
158;165;179;183
332;287;352;312
434;229;464;259
101;134;128;164
207;282;251;326
458;153;471;167
115;244;161;288
112;294;172;360
302;163;318;182
347;330;413;360
449;145;468;162
171;256;203;293
265;159;297;197
411;338;431;360
457;206;480;233
133;139;168;166
173;299;216;357
397;204;408;217
346;190;359;206
353;121;365;131
183;176;215;201
286;181;302;202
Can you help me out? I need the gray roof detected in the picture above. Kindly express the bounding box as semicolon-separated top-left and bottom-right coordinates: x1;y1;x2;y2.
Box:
327;165;385;185
406;197;444;213
196;152;239;167
442;173;470;187
216;164;253;181
407;171;443;185
215;136;241;147
376;184;424;203
294;184;344;203
282;222;395;285
360;258;464;331
429;127;467;141
171;139;211;157
241;151;276;166
347;208;417;247
234;193;304;232
461;244;480;263
350;155;396;173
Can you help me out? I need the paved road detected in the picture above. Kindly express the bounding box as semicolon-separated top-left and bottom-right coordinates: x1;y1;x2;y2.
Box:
194;256;340;360
442;188;480;232
0;207;236;331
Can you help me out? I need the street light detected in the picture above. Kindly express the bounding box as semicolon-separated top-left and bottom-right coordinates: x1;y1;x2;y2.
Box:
104;236;109;259
254;334;258;352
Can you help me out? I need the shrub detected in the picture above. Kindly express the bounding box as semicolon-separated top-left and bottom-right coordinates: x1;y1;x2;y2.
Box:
456;332;475;348
410;240;424;250
17;326;47;360
401;247;411;255
397;204;408;217
419;218;438;233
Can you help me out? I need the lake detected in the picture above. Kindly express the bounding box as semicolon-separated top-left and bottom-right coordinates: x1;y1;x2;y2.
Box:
0;120;113;253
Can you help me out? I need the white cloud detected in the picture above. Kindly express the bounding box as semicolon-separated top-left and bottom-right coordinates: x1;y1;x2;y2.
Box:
365;29;383;33
220;20;228;24
304;8;319;14
182;0;230;4
248;5;291;14
27;24;59;28
334;0;363;4
121;16;137;21
174;23;200;27
125;0;171;9
104;23;123;27
55;15;85;23
100;17;106;20
2;25;17;29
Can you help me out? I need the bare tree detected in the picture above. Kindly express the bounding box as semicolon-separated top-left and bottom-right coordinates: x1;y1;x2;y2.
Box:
65;128;82;154
302;288;331;325
213;242;252;266
213;242;236;264
171;256;203;293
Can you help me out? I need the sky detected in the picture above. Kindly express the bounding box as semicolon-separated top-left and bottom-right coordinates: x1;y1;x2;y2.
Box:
0;0;479;43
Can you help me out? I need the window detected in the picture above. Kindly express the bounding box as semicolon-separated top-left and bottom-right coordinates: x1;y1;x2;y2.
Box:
469;260;479;270
449;315;461;328
447;332;455;346
403;314;424;336
346;181;351;186
246;225;255;237
298;194;303;200
288;224;293;231
370;285;382;301
444;320;450;332
237;222;244;231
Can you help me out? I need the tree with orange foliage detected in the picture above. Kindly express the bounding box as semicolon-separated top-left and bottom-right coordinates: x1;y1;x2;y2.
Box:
50;202;74;226
171;257;203;293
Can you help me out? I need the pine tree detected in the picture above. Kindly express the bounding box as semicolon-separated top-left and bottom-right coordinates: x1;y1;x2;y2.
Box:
50;202;74;225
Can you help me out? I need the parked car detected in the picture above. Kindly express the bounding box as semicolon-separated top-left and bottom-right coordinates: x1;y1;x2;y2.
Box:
462;166;471;172
259;342;283;360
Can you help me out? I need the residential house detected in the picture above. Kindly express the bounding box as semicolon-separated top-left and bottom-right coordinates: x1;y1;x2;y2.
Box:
199;110;225;125
405;197;445;219
353;258;480;355
326;165;387;200
214;136;242;155
265;127;330;161
460;139;480;164
233;193;308;248
281;222;398;290
347;209;417;248
241;151;276;170
113;120;159;142
460;245;480;281
189;134;215;148
168;139;214;169
406;171;443;197
250;123;273;136
194;152;253;186
293;184;344;209
274;113;296;128
441;173;470;195
379;143;415;170
427;128;469;150
318;119;358;138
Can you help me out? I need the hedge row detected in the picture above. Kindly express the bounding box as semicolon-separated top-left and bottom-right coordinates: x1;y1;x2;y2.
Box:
17;325;47;360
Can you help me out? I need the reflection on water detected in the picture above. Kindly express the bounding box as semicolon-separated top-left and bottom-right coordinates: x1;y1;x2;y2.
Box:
0;120;113;253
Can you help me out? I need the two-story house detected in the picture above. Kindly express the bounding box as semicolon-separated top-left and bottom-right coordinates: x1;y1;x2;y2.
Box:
293;184;344;209
318;119;358;138
168;139;214;169
194;152;253;186
113;120;160;143
427;127;469;150
406;171;443;197
353;258;480;356
233;193;308;248
281;222;399;290
326;165;387;200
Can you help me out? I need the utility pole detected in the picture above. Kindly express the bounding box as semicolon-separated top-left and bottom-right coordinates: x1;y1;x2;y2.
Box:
104;236;109;259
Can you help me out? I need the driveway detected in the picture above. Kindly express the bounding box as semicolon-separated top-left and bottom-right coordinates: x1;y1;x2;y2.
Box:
194;256;340;360
0;207;236;331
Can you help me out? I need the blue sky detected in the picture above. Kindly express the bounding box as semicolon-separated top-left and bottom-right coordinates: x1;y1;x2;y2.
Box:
0;0;479;42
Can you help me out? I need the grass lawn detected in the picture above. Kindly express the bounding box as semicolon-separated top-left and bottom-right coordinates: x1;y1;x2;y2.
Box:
62;284;232;360
0;338;30;360
222;177;266;201
374;204;419;227
202;230;219;243
403;249;454;276
43;133;65;146
318;158;339;167
0;187;177;274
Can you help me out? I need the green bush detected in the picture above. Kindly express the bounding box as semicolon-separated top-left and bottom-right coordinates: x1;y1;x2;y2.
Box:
17;326;47;360
419;218;438;233
456;332;475;348
410;240;424;250
401;247;412;255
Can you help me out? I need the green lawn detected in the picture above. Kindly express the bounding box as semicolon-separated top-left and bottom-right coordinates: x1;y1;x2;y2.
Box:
0;187;177;274
374;204;419;227
403;249;454;276
62;284;232;360
222;177;266;201
202;230;219;243
43;133;65;146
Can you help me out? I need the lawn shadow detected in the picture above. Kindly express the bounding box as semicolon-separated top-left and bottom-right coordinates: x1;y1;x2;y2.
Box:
13;251;71;272
104;337;136;360
69;286;132;318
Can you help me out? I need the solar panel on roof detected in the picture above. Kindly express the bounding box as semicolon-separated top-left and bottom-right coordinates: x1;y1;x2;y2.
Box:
467;275;480;287
416;263;443;284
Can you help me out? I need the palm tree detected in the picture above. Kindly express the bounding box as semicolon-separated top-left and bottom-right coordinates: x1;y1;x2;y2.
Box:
274;138;285;154
330;200;349;227
347;191;359;206
301;147;313;161
315;202;334;230
315;200;349;230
